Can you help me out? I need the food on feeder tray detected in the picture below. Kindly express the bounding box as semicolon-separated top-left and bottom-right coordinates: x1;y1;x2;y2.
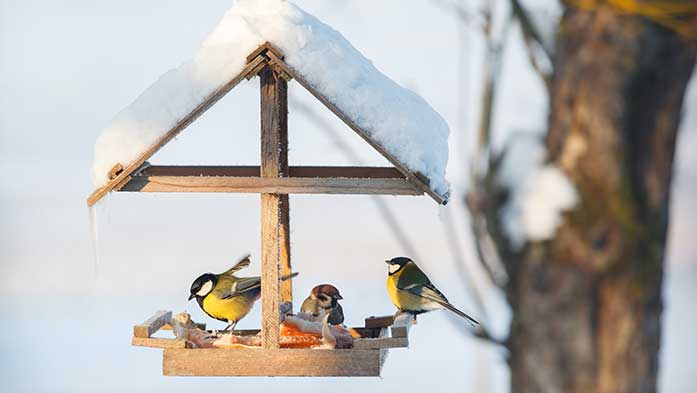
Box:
300;284;345;325
385;257;479;326
171;312;357;349
188;254;299;331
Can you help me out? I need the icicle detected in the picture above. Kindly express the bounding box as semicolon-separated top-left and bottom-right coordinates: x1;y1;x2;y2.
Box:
88;205;101;280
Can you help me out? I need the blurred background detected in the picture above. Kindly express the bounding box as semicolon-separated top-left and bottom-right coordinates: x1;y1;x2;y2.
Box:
0;0;694;392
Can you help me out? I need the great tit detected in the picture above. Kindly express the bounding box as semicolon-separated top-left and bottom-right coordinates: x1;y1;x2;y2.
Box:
300;284;345;325
188;255;298;331
385;257;478;326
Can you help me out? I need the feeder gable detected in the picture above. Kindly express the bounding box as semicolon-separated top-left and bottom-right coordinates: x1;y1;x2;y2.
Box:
87;43;449;206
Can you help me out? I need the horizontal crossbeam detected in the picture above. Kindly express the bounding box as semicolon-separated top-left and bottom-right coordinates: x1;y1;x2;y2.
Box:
138;165;407;179
118;175;421;196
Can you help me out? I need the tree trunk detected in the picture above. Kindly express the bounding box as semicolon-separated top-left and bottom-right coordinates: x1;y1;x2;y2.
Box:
507;6;696;393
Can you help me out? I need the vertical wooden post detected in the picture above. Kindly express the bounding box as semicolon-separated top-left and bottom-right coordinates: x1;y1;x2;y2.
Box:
259;66;291;349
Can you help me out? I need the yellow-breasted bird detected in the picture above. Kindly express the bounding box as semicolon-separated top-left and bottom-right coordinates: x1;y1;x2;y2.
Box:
300;284;345;325
188;255;298;331
385;257;478;326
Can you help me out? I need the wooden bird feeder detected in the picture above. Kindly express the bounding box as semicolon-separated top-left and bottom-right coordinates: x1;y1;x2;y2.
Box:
87;43;445;377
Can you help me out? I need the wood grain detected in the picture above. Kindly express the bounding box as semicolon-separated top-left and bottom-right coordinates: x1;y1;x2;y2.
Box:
138;165;406;179
131;337;188;349
259;66;288;349
118;176;421;195
163;348;383;376
352;336;408;350
86;55;266;206
133;310;171;338
364;315;396;329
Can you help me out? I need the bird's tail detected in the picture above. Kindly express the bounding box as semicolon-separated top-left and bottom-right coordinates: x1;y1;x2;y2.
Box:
281;272;299;281
221;254;252;275
438;300;479;326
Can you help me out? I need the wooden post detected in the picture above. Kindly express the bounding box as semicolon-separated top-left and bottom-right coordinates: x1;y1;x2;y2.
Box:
259;66;290;349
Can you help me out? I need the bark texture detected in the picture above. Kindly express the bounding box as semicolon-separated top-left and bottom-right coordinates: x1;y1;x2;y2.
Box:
505;6;696;393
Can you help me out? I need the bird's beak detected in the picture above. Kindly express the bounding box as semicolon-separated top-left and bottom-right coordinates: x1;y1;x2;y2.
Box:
336;294;343;300
188;293;195;301
385;260;390;264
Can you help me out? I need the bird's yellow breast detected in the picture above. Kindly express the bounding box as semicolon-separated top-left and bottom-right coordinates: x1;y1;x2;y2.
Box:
386;271;424;312
202;291;256;323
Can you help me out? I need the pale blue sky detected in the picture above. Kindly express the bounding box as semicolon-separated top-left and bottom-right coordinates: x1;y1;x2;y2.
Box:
0;1;695;392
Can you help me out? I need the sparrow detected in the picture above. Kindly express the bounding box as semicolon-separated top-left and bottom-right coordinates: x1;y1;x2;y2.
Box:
189;254;298;331
300;284;345;325
385;257;478;326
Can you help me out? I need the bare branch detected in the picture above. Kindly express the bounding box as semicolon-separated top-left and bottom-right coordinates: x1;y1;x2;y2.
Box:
510;0;553;89
510;0;552;59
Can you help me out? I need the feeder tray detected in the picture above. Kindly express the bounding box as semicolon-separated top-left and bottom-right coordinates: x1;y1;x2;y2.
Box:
89;43;443;378
132;310;413;377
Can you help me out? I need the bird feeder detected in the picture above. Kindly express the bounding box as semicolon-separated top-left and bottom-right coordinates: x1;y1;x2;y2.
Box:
87;42;447;377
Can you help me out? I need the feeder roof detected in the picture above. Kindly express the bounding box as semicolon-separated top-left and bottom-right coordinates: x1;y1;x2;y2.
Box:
90;0;450;205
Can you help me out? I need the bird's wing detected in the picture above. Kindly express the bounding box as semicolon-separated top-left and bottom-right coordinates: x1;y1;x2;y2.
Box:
395;263;440;295
401;283;479;326
300;296;318;315
219;276;261;299
219;254;252;276
396;264;479;326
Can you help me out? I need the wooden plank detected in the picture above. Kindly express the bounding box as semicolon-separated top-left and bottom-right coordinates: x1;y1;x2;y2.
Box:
259;65;287;349
108;163;123;180
263;50;448;205
161;322;207;331
352;336;408;350
131;337;188;349
279;193;292;304
163;348;382;377
86;55;266;207
245;42;284;64
139;165;406;179
364;315;396;329
260;193;280;349
118;176;422;195
133;310;171;338
245;60;268;81
246;43;270;64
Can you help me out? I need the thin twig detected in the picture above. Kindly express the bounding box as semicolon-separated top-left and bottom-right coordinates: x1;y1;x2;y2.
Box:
510;0;553;89
510;0;552;59
465;6;514;288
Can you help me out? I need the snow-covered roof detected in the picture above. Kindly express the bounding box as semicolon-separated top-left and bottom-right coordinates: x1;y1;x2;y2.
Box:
91;0;450;203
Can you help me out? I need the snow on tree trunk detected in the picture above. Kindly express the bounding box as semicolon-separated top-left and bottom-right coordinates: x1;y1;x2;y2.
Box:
505;7;696;393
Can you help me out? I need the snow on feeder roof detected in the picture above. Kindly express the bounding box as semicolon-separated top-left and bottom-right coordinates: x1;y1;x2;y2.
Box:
88;0;449;376
89;0;450;206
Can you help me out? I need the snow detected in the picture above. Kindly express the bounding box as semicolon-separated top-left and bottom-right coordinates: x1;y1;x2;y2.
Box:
498;134;578;249
93;0;450;196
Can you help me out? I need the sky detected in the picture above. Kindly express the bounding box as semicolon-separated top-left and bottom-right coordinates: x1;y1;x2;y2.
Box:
0;1;695;392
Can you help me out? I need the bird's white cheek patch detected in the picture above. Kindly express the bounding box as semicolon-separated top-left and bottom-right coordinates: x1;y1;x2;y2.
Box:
388;264;400;274
197;280;213;296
